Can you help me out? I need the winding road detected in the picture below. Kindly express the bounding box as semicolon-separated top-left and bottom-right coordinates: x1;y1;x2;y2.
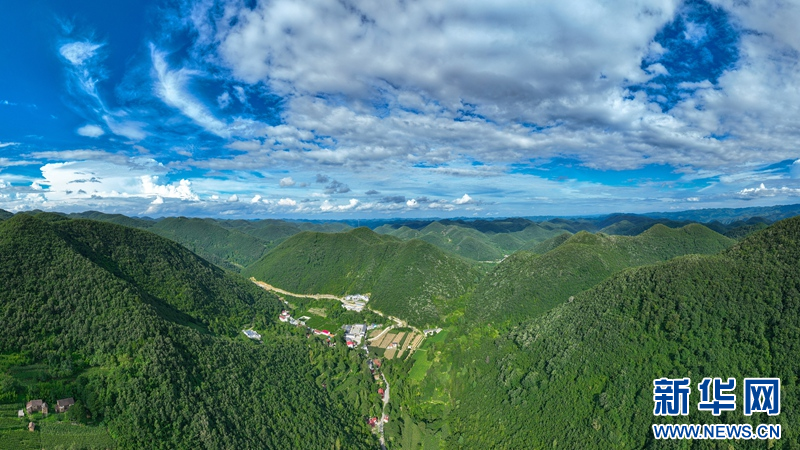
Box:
379;372;390;449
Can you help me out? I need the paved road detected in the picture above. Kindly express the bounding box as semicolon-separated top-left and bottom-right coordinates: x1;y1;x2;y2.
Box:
379;372;390;449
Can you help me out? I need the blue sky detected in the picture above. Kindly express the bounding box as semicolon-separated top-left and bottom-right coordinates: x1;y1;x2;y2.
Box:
1;0;800;218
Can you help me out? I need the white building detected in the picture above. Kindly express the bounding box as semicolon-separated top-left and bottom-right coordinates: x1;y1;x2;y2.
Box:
242;329;262;340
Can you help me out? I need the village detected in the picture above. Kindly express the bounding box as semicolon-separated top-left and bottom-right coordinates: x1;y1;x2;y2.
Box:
17;397;76;433
241;288;441;444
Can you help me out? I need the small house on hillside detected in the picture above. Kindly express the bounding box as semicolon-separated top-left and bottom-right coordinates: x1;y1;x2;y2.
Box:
242;329;262;340
28;422;35;432
26;400;44;414
56;398;75;413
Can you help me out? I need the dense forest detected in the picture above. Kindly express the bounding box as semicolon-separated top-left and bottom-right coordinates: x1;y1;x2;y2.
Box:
3;207;800;448
466;224;735;325
404;218;800;448
0;214;377;449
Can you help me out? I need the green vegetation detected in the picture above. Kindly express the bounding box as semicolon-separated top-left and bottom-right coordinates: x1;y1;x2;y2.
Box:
441;217;800;448
376;220;566;262
466;223;735;325
244;227;482;326
149;217;272;270
0;215;377;449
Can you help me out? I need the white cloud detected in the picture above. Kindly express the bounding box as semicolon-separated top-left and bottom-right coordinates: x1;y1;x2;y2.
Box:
76;124;105;138
59;41;103;66
320;198;359;212
217;91;231;109
453;194;474;205
30;182;43;191
406;198;418;208
141;175;200;201
151;45;230;137
0;142;19;149
279;176;296;187
233;85;247;104
151;195;164;205
227;194;239;202
278;197;296;206
251;194;262;203
737;183;800;198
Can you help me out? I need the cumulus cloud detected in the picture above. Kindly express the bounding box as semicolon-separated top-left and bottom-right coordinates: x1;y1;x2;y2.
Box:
324;179;350;194
251;194;262;203
453;194;474;205
315;174;330;184
737;183;800;198
278;197;296;206
151;195;164;205
77;124;105;138
279;176;296;187
227;194;239;202
141;175;200;201
320;198;359;212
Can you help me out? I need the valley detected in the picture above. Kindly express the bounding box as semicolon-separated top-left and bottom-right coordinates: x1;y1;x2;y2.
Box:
1;207;799;448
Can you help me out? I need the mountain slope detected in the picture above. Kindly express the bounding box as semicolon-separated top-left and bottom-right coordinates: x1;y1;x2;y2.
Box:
244;227;481;326
467;224;735;324
0;215;376;449
376;221;564;261
148;217;271;271
446;217;800;448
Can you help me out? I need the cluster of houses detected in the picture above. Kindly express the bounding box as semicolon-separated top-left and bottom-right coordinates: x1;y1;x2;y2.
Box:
423;327;443;336
342;294;369;312
343;323;367;348
21;398;75;431
367;358;382;380
367;415;389;427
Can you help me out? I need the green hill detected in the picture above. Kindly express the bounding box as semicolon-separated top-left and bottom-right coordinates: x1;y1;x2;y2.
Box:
466;224;735;324
376;221;564;262
445;217;800;448
148;217;271;271
243;227;481;326
0;215;376;449
0;209;12;220
524;231;572;254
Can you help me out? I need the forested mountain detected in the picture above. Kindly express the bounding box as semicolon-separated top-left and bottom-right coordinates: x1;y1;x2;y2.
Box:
442;216;800;448
0;209;13;220
243;227;481;326
375;221;564;262
148;217;272;271
643;202;800;223
0;215;376;449
466;224;735;325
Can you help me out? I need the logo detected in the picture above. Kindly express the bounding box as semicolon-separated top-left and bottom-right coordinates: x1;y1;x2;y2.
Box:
743;378;780;416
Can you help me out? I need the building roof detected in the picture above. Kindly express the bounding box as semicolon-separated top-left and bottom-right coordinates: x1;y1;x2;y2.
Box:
26;399;43;407
57;398;75;408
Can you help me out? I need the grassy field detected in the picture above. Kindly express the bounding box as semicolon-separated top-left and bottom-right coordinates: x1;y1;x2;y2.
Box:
408;350;432;382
